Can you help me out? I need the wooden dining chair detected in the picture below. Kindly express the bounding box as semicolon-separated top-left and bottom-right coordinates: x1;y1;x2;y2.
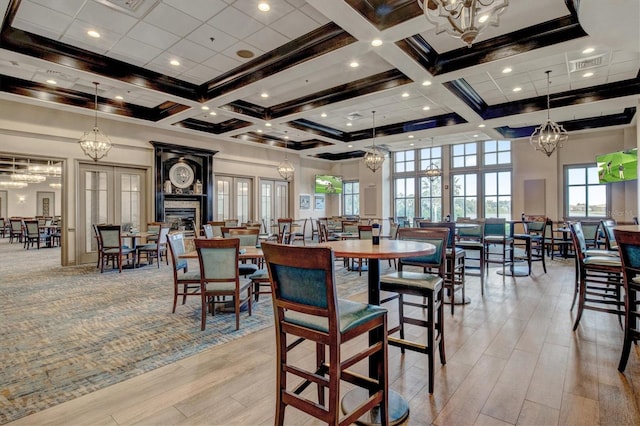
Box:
612;228;640;372
97;225;135;273
276;218;293;243
166;233;201;313
195;238;252;331
136;226;170;267
261;242;389;425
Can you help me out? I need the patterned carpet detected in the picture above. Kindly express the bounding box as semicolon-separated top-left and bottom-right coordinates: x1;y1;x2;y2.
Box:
0;239;370;424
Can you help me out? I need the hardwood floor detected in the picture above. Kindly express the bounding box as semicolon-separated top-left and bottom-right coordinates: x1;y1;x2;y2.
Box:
9;256;640;425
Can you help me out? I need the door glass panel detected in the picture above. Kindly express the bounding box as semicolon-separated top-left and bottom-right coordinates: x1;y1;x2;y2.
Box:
120;173;141;231
236;179;250;224
216;179;231;220
84;170;107;252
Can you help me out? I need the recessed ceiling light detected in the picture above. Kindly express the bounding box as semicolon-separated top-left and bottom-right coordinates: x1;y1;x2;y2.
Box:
582;47;595;54
265;122;272;127
115;95;123;100
257;129;263;133
371;39;382;47
321;112;327;118
502;67;512;74
409;143;414;146
422;80;432;86
402;92;410;98
236;49;255;59
46;79;57;85
583;72;594;78
408;135;414;139
346;122;352;126
473;134;479;137
348;144;353;148
349;61;359;68
261;92;269;98
512;87;522;92
209;111;217;116
422;106;431;111
258;2;270;12
87;30;100;38
201;105;210;110
478;124;486;128
170;59;180;66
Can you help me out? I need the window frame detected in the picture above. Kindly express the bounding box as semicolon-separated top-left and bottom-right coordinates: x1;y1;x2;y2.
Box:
564;163;610;219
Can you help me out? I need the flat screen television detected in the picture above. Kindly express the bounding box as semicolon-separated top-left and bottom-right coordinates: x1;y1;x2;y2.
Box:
315;175;343;194
596;148;637;183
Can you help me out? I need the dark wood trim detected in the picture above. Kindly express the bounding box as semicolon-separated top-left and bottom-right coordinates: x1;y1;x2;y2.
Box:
344;0;421;31
203;22;357;99
446;78;640;121
397;15;587;76
173;118;253;134
494;108;637;138
230;132;333;150
313;150;367;161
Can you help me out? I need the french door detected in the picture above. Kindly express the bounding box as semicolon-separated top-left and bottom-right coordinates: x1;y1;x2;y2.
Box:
215;176;252;224
77;163;147;264
259;179;289;231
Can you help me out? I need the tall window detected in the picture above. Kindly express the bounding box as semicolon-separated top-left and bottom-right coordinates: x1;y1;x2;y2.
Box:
566;165;608;218
343;181;359;216
419;146;442;221
452;142;477;168
484;171;511;218
452;173;477;219
394;177;416;219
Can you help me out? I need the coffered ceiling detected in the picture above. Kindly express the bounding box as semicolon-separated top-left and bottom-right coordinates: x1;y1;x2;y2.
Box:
0;0;638;162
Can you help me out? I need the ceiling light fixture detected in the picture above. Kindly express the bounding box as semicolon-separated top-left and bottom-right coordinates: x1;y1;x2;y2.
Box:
424;137;442;181
0;181;28;188
78;82;112;162
277;132;295;181
363;111;385;173
530;70;568;157
418;0;509;47
258;1;270;12
371;38;383;47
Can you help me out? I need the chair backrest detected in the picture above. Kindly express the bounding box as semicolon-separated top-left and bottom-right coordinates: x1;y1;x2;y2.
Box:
525;217;547;236
207;221;225;237
396;227;448;275
484;218;507;237
157;226;171;245
97;225;122;249
24;219;39;237
613;228;640;290
358;225;372;240
601;219;618;249
147;222;162;235
317;221;328;242
228;228;260;246
221;226;247;237
568;222;588;261
224;219;239;227
389;222;399;240
277;218;293;243
418;221;455;248
195;237;240;283
167;233;189;273
457;220;484;241
261;242;340;333
203;224;214;239
10;218;22;232
343;222;359;233
580;220;600;248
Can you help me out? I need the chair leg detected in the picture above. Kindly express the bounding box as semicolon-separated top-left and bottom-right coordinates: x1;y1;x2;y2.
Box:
572;278;587;331
398;294;405;354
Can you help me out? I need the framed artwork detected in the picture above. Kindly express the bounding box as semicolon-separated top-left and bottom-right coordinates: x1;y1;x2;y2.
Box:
37;191;55;216
314;194;325;210
299;194;311;210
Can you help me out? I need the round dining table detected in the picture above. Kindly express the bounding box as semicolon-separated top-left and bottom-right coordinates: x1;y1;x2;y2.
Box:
320;238;436;425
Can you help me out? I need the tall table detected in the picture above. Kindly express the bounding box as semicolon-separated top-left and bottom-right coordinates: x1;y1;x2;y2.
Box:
320;239;436;425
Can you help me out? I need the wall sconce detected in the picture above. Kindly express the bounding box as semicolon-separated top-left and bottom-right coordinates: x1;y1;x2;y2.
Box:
17;195;26;204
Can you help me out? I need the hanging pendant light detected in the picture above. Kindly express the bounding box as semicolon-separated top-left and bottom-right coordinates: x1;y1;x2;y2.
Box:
78;82;112;161
424;137;442;180
530;70;568;157
277;132;295;181
363;111;385;172
418;0;509;47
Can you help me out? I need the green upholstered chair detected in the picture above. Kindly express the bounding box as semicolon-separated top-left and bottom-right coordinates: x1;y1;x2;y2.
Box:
261;242;389;425
166;233;201;313
569;222;623;330
456;220;486;295
379;227;447;394
612;228;640;372
195;238;252;331
97;224;135;273
483;218;514;276
136;226;170;267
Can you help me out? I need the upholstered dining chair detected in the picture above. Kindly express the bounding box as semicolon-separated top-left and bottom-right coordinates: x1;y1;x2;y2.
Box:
379;227;447;393
569;222;623;331
23;219;48;249
456;220;486;295
97;224;135;273
276;218;293;243
136;225;170;267
9;218;22;243
612;228;640;373
483;218;514;277
202;224;214;239
207;221;225;238
290;217;307;245
195;238;252;331
513;216;547;274
261;242;389;425
166;233;201;313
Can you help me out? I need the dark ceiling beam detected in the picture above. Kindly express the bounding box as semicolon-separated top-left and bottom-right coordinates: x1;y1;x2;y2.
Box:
173;118;252;134
344;0;422;31
203;22;357;100
230;132;333;150
313;150;367;161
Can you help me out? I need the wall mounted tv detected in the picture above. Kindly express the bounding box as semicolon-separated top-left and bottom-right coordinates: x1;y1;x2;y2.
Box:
596;148;637;184
315;175;343;194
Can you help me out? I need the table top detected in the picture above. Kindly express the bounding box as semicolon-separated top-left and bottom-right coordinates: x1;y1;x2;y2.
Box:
614;225;640;232
121;231;154;238
332;232;359;239
181;245;263;260
319;238;435;260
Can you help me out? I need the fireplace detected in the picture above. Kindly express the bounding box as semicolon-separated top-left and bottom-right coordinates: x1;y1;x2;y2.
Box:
164;200;200;236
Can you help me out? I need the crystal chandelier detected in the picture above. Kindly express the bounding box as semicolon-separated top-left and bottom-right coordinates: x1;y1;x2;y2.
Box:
418;0;509;47
530;71;568;157
29;161;61;177
10;173;46;183
0;181;28;188
78;82;112;162
364;111;385;172
424;137;442;180
277;133;295;181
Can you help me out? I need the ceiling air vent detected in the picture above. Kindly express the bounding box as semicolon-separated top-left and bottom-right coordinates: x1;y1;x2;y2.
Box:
569;54;606;72
346;112;363;121
93;0;161;18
